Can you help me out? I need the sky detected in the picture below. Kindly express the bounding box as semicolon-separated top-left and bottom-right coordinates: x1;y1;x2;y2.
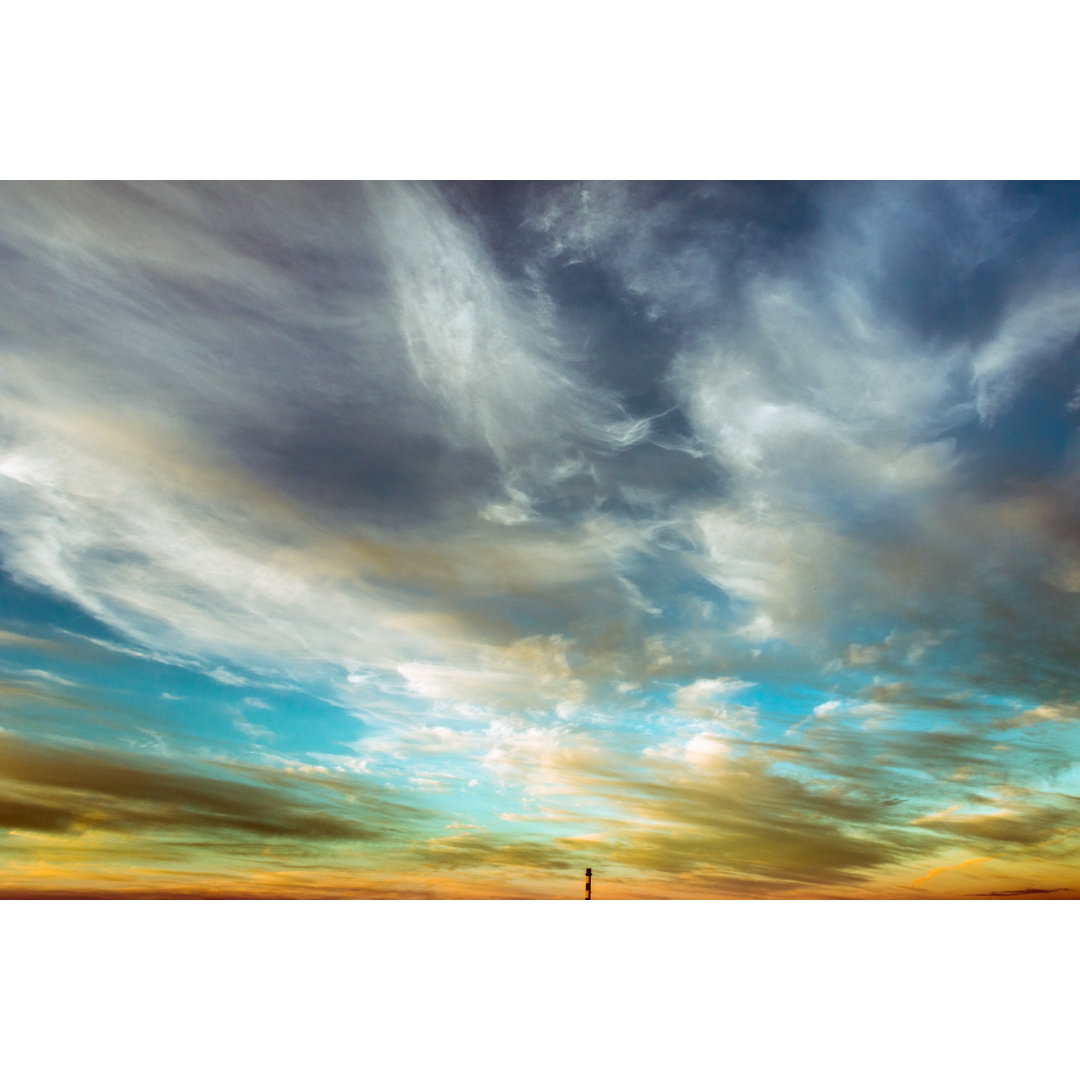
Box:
2;180;1080;898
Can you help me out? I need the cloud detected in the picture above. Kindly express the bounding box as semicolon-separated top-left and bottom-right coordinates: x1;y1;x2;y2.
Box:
3;182;1080;895
369;183;647;471
397;634;588;719
911;798;1077;846
232;716;274;742
670;677;757;731
414;831;579;873
0;730;431;845
995;702;1080;729
971;286;1080;423
21;669;78;687
4;181;1078;702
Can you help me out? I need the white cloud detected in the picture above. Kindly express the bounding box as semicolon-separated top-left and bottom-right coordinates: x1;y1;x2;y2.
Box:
396;634;588;719
971;287;1080;422
671;678;757;732
21;669;77;687
684;731;731;767
209;668;249;687
233;716;273;742
370;183;647;472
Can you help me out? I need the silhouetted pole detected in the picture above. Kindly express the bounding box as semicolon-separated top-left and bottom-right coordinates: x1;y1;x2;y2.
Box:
585;867;592;900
